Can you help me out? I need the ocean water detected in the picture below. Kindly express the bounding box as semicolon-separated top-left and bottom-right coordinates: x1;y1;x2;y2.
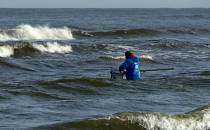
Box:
0;8;210;130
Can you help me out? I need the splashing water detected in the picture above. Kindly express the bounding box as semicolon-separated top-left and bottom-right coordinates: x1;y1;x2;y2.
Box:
0;24;74;41
32;42;73;54
0;45;14;57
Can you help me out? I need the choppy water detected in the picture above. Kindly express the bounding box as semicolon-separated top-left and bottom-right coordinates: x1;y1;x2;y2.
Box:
0;8;210;130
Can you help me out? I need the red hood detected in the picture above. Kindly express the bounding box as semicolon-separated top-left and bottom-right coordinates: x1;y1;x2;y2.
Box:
129;53;136;58
128;53;136;58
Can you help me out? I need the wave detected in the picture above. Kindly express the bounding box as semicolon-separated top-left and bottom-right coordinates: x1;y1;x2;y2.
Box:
72;43;138;55
167;28;210;35
99;53;160;64
140;55;162;64
110;111;210;130
146;39;210;50
0;58;35;71
0;42;73;57
0;45;14;57
0;24;74;41
8;90;65;100
146;39;186;49
72;28;160;38
1;25;208;41
33;42;72;54
168;29;196;35
72;28;210;38
38;78;112;95
36;104;210;130
141;55;153;61
39;78;112;88
99;55;125;60
99;54;155;62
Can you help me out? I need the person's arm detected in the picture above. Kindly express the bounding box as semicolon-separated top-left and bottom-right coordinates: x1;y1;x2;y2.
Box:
119;59;130;72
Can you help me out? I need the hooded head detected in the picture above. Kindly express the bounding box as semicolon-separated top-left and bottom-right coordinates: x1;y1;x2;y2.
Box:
125;51;135;59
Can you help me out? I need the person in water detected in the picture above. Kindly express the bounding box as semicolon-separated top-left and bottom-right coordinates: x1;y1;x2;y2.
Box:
119;51;141;80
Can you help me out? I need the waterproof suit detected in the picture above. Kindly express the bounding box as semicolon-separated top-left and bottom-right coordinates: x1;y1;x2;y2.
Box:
119;52;141;80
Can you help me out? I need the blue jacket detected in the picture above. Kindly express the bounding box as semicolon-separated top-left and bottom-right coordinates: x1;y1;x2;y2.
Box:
119;55;141;80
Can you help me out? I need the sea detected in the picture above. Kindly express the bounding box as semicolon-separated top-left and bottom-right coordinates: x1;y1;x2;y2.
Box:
0;8;210;130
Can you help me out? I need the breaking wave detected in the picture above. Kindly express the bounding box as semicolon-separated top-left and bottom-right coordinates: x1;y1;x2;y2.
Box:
0;42;72;57
141;55;153;61
109;111;210;130
0;24;74;41
0;45;14;57
33;42;72;54
37;104;210;130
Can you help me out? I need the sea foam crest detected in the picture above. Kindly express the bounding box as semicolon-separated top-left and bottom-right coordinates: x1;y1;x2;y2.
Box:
103;55;125;60
116;45;136;50
0;45;14;57
0;33;18;41
141;55;153;60
0;24;74;41
113;111;210;130
0;42;73;57
106;55;153;60
32;42;73;53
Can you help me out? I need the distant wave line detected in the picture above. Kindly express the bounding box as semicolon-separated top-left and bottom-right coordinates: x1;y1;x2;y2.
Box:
72;28;210;38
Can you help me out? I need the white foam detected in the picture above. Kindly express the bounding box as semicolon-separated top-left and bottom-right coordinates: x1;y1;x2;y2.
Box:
105;54;153;61
141;54;153;60
32;42;73;54
0;45;14;57
0;24;74;41
104;44;136;52
106;55;125;60
113;111;210;130
0;33;18;41
115;45;136;50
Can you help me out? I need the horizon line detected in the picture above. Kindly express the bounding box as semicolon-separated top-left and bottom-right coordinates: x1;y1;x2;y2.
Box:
0;7;209;9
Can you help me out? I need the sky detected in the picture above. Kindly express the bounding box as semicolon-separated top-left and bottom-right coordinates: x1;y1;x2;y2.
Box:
0;0;210;8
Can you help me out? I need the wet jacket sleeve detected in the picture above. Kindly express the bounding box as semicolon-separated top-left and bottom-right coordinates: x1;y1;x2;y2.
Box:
119;59;130;71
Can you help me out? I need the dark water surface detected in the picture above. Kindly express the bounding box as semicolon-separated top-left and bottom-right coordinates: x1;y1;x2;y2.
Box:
0;9;210;130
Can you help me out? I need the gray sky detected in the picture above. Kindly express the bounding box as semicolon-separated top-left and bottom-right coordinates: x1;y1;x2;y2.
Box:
0;0;210;8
